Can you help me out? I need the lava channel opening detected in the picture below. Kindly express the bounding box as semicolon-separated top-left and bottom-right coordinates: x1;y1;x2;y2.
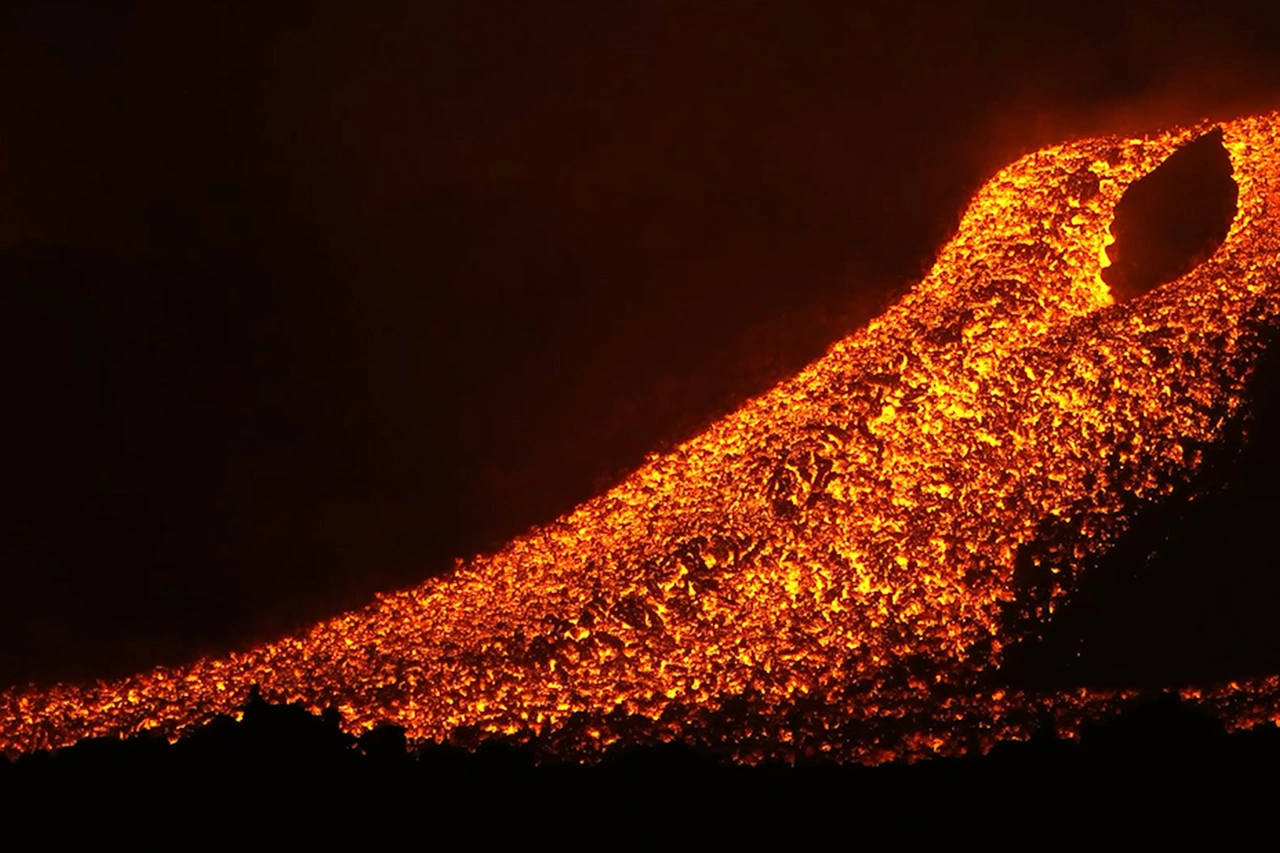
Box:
1102;126;1239;302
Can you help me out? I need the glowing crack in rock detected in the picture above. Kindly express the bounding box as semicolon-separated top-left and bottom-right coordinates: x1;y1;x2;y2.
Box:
4;112;1280;763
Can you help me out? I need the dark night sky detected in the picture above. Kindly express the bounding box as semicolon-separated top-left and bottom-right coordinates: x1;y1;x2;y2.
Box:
3;0;1280;700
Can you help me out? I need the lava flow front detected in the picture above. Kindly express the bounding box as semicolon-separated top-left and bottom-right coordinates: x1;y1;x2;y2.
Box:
5;112;1280;764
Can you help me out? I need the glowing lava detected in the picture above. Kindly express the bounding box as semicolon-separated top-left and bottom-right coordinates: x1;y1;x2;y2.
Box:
4;112;1280;764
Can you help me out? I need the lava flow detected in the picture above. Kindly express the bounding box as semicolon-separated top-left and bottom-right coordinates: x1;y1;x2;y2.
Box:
5;112;1280;764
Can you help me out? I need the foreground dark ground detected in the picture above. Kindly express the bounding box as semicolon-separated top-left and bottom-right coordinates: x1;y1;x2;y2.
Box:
2;691;1274;811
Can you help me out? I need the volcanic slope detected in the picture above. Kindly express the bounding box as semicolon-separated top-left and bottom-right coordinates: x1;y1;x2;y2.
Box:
5;112;1280;763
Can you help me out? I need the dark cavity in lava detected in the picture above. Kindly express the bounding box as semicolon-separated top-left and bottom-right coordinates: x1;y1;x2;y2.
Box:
1103;127;1238;302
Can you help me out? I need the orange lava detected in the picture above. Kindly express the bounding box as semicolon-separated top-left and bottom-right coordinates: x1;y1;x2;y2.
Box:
5;112;1280;764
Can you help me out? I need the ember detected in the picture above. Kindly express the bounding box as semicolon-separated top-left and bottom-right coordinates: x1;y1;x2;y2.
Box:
5;112;1280;763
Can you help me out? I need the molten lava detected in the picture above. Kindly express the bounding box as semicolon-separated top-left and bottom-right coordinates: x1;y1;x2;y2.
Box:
5;112;1280;764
